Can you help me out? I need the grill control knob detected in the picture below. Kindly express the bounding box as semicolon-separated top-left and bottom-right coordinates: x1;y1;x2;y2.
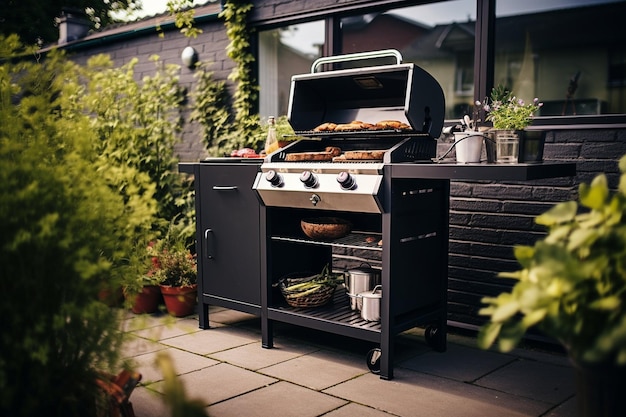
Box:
265;170;283;187
299;171;318;188
337;171;356;190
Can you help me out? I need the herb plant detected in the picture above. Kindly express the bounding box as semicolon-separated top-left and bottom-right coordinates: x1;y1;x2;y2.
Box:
480;85;543;130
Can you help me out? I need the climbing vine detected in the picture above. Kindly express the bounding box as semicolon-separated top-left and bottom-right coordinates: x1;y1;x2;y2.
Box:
219;0;261;149
189;61;232;154
173;0;264;154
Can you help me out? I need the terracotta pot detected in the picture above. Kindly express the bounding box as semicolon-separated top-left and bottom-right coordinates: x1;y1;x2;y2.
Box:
98;286;124;307
129;285;161;314
160;284;198;317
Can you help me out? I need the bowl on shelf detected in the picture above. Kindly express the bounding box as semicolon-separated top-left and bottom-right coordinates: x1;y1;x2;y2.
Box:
300;217;352;240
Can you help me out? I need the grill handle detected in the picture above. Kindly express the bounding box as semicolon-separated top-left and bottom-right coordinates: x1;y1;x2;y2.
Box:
311;49;403;73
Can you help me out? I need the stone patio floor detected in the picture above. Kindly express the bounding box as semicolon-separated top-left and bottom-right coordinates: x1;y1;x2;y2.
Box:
121;306;576;417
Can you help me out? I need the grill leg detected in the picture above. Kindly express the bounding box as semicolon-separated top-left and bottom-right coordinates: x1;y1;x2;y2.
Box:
262;317;274;349
199;302;209;329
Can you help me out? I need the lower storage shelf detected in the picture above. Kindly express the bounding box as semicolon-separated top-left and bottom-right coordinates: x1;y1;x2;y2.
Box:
268;287;382;342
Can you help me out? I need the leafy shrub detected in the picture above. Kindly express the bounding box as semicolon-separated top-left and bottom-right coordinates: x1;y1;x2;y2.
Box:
0;42;156;415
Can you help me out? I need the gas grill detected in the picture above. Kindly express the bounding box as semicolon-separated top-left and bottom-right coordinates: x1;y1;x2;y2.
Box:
255;50;450;380
254;49;445;214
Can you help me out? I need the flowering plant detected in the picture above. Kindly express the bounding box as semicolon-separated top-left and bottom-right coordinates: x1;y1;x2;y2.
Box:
148;238;197;287
478;85;543;131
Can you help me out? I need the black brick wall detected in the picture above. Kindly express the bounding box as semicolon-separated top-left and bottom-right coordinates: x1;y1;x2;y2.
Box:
446;128;626;328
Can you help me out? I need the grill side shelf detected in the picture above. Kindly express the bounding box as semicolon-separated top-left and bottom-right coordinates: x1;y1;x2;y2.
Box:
271;231;383;251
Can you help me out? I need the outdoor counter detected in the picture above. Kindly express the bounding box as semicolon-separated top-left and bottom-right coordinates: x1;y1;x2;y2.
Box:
388;161;576;181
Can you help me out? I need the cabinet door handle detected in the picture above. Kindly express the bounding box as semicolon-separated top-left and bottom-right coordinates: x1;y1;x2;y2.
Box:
212;186;238;190
204;228;214;259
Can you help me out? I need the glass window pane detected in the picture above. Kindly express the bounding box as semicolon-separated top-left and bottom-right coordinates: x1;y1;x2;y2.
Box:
342;0;477;120
258;21;325;121
495;0;626;116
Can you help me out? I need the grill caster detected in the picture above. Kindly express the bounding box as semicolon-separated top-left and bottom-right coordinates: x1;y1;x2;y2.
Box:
366;348;382;374
425;325;445;352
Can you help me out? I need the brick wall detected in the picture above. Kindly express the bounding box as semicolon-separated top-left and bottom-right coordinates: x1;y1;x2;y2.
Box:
446;128;626;329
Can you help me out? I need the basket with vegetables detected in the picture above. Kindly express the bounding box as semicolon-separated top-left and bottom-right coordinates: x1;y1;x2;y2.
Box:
277;264;343;308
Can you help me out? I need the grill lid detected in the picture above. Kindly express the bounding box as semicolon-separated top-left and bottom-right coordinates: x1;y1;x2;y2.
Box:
287;49;445;138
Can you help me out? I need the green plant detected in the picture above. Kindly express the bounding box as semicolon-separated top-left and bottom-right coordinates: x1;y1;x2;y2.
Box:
219;0;261;149
478;154;626;366
190;61;232;155
166;0;203;38
482;85;543;130
0;40;154;415
152;222;197;287
121;238;164;297
78;53;191;231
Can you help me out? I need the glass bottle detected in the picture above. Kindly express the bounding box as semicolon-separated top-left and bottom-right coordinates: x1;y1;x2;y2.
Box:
264;116;279;154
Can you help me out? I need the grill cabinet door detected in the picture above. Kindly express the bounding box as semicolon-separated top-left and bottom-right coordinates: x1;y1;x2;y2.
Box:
198;163;261;312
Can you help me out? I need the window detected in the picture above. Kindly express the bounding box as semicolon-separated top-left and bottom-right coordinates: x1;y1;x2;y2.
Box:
495;0;626;116
340;0;477;120
257;0;626;125
258;21;324;121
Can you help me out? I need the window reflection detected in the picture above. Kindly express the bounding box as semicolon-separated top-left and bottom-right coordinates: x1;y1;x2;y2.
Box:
258;21;324;121
342;0;476;120
495;0;626;115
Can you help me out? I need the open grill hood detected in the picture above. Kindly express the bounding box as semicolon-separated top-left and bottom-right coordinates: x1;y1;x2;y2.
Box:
253;50;446;214
287;50;445;138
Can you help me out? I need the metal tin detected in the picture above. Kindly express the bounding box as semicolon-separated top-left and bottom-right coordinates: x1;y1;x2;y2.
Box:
345;263;381;310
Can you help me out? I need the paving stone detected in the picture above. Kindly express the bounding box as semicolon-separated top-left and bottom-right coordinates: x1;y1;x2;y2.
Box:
120;333;166;358
129;386;169;417
209;340;318;370
259;349;368;390
545;396;577;417
399;343;516;382
150;363;277;406
475;358;575;405
208;308;260;328
323;402;398;417
207;381;347;417
323;367;551;417
160;325;259;355
131;346;220;384
131;319;202;342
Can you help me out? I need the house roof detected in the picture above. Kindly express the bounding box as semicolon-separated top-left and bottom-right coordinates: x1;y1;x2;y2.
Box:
49;3;221;51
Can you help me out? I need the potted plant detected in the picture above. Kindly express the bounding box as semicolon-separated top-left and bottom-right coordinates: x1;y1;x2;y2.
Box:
479;85;545;163
477;154;626;416
120;239;164;314
152;230;198;317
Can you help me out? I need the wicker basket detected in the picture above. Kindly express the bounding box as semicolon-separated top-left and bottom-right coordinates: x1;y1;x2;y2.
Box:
278;272;337;308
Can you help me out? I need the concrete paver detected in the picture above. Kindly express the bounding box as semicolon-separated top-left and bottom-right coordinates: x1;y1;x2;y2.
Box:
207;381;347;417
122;308;574;417
259;349;368;390
323;368;550;417
475;358;575;405
149;362;277;406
